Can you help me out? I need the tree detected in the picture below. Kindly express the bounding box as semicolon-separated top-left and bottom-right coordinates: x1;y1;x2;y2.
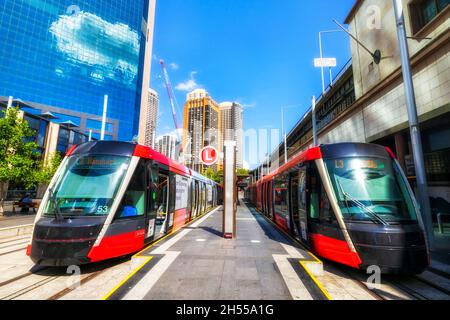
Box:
34;152;62;198
236;168;250;177
203;167;222;184
0;107;39;212
34;152;62;185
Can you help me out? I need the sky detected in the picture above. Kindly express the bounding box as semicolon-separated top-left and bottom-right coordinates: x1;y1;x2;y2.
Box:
150;0;356;168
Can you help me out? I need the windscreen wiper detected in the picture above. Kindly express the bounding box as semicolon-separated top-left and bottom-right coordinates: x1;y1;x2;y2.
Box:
336;180;389;226
48;187;64;221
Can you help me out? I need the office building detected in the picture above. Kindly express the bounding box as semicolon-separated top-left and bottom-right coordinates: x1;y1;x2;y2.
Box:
182;89;221;172
155;134;179;162
220;102;244;168
0;0;156;141
142;88;159;147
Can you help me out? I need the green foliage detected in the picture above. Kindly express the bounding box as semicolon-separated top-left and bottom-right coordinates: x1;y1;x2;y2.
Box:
203;167;249;183
236;168;250;177
203;167;222;183
34;152;62;184
0;107;39;189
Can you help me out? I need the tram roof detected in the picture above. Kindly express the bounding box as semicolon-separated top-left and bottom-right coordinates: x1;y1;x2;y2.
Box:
255;143;394;185
68;141;205;180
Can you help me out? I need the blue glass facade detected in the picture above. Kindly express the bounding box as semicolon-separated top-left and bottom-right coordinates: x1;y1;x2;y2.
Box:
0;0;150;140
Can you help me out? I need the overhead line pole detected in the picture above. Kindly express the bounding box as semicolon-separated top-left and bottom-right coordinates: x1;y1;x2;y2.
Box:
393;0;434;249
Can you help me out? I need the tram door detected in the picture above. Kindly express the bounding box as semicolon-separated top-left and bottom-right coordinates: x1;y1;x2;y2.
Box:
145;162;159;242
297;165;309;243
146;163;170;241
267;181;274;220
190;180;196;220
261;184;266;214
289;171;301;238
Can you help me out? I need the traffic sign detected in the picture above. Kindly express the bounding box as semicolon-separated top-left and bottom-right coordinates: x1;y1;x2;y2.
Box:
200;146;218;166
314;58;337;67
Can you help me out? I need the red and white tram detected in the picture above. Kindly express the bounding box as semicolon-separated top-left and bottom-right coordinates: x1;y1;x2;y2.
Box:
27;141;222;266
248;143;429;274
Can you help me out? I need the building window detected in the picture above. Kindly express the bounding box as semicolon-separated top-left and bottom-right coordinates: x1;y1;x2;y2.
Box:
57;128;70;154
410;0;449;34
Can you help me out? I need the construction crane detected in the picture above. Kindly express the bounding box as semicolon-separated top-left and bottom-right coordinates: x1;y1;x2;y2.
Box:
159;59;182;142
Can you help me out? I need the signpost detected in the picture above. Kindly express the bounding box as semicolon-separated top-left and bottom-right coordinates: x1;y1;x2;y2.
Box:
314;57;337;90
200;146;219;166
222;141;236;239
314;58;337;68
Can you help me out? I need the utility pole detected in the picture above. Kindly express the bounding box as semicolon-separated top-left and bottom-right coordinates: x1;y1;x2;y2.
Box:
100;95;108;141
281;107;287;165
318;30;341;94
393;0;434;249
7;96;13;109
312;96;318;146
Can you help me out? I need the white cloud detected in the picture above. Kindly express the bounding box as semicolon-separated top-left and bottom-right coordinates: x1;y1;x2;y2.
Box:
169;63;179;70
50;11;140;86
175;71;202;92
242;102;257;109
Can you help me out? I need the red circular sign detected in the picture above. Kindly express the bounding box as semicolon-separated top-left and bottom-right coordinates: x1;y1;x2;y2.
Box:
200;146;218;166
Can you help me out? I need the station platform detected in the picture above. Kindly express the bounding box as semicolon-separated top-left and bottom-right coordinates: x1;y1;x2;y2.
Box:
102;201;323;300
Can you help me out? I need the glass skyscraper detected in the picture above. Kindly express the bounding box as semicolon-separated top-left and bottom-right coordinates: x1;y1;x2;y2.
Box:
0;0;152;140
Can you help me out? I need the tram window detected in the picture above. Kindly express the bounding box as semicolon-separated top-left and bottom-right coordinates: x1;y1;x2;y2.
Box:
169;175;176;214
298;169;307;212
154;172;169;236
267;182;273;217
274;175;289;218
320;185;334;222
309;169;320;220
290;173;299;218
117;161;145;218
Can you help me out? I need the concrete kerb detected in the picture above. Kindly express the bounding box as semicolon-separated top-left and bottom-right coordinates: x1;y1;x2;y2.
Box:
0;224;33;240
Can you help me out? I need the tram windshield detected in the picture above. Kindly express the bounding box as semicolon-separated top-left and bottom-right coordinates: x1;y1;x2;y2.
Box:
43;155;131;217
325;157;418;223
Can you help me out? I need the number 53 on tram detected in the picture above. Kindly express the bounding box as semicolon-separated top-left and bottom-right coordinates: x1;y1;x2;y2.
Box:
248;143;429;274
27;141;221;266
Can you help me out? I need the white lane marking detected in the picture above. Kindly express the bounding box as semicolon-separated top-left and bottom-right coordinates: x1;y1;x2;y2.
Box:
151;207;220;255
122;206;222;300
273;254;313;300
123;251;180;300
279;242;305;259
250;240;261;243
196;239;206;242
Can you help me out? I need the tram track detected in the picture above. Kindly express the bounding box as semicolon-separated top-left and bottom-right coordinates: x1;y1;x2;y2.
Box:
332;262;450;300
0;257;126;300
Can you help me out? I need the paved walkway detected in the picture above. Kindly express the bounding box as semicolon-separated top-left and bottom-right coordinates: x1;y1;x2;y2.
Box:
0;215;35;228
143;205;294;300
107;201;332;300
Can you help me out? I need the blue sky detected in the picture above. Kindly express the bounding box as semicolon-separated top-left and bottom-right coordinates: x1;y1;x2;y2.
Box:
150;0;356;166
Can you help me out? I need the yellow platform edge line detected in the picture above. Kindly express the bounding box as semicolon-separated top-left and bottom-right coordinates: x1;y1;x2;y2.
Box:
102;256;152;300
299;261;332;300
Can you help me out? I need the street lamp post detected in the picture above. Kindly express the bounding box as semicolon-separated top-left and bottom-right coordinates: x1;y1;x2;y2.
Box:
318;29;342;94
281;105;300;165
312;96;318;146
393;0;434;249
